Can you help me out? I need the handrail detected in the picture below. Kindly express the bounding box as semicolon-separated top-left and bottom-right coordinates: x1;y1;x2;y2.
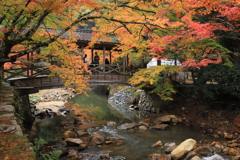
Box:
3;64;138;80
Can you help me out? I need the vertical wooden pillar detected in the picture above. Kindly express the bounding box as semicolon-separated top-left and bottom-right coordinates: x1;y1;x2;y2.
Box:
103;46;106;73
141;57;144;68
30;52;33;76
123;57;126;74
81;45;84;61
109;51;112;64
27;53;30;76
91;48;94;63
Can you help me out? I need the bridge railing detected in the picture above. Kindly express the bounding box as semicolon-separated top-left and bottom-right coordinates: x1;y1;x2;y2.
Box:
87;64;139;75
3;66;50;80
3;64;139;80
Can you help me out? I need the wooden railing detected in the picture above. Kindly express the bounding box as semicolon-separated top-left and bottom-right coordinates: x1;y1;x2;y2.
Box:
3;65;188;88
3;66;50;80
88;64;138;75
3;64;139;80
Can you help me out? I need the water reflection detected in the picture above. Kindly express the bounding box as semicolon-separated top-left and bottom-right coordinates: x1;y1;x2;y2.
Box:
67;92;139;126
30;116;68;141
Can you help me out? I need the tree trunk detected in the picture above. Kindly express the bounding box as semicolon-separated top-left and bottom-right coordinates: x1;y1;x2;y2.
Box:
191;70;197;85
0;62;4;82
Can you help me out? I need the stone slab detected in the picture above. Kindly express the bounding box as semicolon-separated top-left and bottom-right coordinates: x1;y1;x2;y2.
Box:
0;105;15;113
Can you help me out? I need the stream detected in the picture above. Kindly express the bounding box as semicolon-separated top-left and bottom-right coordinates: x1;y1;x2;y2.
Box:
30;91;229;160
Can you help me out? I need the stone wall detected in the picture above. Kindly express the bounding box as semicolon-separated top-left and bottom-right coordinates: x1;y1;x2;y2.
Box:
0;104;23;136
108;86;165;114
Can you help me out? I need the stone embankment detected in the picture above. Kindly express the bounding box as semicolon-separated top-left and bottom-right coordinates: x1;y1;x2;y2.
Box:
0;85;36;160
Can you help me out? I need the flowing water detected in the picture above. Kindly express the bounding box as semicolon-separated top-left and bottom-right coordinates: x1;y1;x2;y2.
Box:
31;91;229;160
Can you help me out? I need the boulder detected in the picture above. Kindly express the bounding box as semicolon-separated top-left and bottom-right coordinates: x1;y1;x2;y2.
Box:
152;124;169;130
160;155;171;160
79;143;88;150
165;145;177;154
151;140;163;148
170;138;197;160
154;115;178;125
65;138;83;146
164;142;176;148
181;151;196;160
198;146;214;157
100;152;111;159
148;153;161;160
117;122;137;130
228;148;240;156
190;156;201;160
106;121;117;127
67;150;78;157
139;125;147;130
90;131;105;145
139;121;151;127
63;130;77;139
148;154;171;160
76;130;88;137
224;132;233;139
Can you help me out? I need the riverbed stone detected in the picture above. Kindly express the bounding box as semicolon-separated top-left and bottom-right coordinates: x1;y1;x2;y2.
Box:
63;130;78;139
90;131;105;145
76;130;88;137
170;138;197;160
152;124;169;130
139;121;151;127
154;115;178;125
165;145;177;154
228;148;239;156
228;143;238;147
100;152;111;159
148;153;161;160
106;121;117;127
198;146;214;157
164;142;176;148
151;140;163;148
79;143;88;150
148;154;171;160
117;122;137;130
139;125;147;130
224;132;233;139
65;138;83;146
190;156;201;160
67;150;78;157
182;151;196;160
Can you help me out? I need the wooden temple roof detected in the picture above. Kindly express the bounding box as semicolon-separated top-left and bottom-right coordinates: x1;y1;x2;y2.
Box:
61;29;120;50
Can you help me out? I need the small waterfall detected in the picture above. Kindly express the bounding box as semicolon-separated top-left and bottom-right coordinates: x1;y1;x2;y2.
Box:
99;126;140;145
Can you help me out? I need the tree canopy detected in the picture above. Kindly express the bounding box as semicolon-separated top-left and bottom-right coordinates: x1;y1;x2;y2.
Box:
1;0;239;96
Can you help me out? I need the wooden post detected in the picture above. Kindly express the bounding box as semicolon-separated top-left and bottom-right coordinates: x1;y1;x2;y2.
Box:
123;56;126;74
81;45;84;61
103;46;106;73
91;48;94;63
30;52;33;76
109;51;112;64
27;53;30;76
141;57;144;68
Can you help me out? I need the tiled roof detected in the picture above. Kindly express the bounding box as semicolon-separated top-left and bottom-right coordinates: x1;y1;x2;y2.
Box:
61;29;119;43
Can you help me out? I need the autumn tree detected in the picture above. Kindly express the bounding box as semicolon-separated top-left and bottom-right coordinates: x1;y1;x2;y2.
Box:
93;0;239;99
1;0;239;97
